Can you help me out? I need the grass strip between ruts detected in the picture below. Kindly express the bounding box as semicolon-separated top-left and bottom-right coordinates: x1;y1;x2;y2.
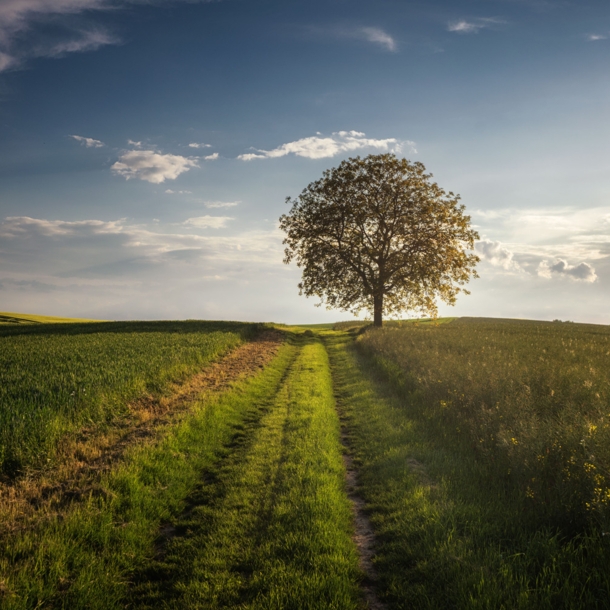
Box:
324;330;610;610
1;337;297;609
132;335;362;609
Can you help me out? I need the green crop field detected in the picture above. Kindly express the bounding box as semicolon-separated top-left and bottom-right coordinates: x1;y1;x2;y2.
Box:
0;320;255;477
0;311;103;325
1;315;610;609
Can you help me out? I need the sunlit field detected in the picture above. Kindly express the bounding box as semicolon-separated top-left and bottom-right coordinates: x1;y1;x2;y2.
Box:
341;318;610;607
359;318;610;532
2;316;610;609
0;311;102;325
0;321;253;477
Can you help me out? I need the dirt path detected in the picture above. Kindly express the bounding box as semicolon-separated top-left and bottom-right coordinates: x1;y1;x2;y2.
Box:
0;330;284;536
340;428;387;610
327;332;386;610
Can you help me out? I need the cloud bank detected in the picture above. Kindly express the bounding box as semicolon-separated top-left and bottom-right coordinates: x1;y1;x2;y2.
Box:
238;131;413;161
472;207;605;287
0;213;314;323
539;259;597;282
0;214;282;289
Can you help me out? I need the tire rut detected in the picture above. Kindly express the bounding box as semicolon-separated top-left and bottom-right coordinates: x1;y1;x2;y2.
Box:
340;428;387;610
326;334;387;610
0;330;284;536
130;340;303;608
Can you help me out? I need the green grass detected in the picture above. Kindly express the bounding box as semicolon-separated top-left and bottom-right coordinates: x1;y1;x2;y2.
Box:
278;322;336;330
6;314;609;608
1;334;363;610
0;320;257;477
133;336;361;609
332;317;455;331
359;318;610;531
1;338;298;609
323;319;610;609
0;311;103;324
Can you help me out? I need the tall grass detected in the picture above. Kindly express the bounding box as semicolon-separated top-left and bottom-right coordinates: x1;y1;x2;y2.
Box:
358;318;610;533
326;325;610;608
0;321;256;477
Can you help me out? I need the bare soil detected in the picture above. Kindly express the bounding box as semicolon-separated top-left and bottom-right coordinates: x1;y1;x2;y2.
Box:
340;429;387;610
0;331;284;535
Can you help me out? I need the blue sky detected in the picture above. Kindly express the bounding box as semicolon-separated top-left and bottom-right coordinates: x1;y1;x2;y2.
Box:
0;0;609;323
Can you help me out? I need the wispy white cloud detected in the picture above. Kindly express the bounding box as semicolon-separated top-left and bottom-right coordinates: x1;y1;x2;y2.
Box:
0;51;16;71
0;1;212;72
70;134;104;148
128;139;143;148
204;152;219;161
112;149;199;184
0;0;108;37
0;0;118;70
312;25;397;52
165;189;192;195
188;142;212;149
447;17;506;34
353;27;397;52
0;216;122;239
41;28;118;57
238;131;414;161
448;20;479;34
183;215;233;229
205;201;240;208
587;34;608;41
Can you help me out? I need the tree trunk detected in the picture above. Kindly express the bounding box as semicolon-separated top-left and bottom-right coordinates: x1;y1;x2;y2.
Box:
373;294;383;327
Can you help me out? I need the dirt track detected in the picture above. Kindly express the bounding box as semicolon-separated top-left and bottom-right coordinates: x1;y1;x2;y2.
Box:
0;330;284;535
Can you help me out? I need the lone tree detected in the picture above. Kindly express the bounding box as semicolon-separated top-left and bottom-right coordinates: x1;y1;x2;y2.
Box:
279;153;479;326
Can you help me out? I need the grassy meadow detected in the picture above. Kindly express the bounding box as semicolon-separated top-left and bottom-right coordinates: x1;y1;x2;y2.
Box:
1;334;298;608
343;318;610;608
0;320;255;477
1;314;610;608
358;318;610;533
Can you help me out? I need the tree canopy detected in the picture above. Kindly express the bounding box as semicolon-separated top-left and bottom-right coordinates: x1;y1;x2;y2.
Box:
279;153;479;326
